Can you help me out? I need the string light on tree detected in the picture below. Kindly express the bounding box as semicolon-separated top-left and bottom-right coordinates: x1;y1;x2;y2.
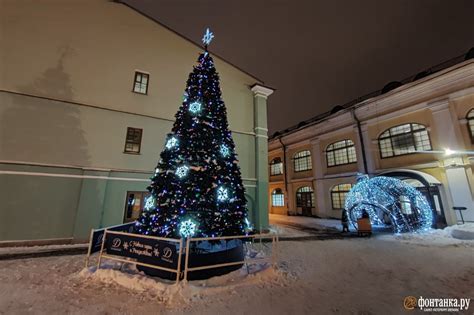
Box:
179;219;197;238
176;166;189;178
135;28;249;239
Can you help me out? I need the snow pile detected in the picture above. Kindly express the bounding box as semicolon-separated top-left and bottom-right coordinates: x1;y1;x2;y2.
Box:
78;262;292;307
0;243;88;255
379;223;474;246
448;223;474;240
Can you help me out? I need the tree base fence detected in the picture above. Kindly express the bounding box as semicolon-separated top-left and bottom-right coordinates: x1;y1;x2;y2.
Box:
85;226;279;284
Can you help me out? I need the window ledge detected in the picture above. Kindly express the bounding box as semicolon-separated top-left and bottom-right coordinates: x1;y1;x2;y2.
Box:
123;151;141;155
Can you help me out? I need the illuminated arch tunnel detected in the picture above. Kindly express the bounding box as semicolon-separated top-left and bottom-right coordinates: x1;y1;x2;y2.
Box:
345;175;433;233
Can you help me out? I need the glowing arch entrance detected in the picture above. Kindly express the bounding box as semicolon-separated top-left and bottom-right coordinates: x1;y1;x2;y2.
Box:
345;175;434;233
378;170;447;228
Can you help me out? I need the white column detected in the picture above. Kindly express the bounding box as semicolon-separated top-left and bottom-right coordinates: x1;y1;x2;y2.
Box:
250;84;274;229
430;100;474;223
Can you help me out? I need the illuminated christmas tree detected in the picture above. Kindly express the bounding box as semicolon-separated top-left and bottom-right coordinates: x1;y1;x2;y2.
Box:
135;29;248;239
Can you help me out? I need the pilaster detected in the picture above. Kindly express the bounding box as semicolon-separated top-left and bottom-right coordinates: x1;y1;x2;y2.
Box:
250;84;274;230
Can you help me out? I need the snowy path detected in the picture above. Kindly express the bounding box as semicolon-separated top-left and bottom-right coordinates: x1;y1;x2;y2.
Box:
0;237;473;314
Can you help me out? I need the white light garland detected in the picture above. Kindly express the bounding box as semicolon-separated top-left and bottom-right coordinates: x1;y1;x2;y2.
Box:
345;175;433;233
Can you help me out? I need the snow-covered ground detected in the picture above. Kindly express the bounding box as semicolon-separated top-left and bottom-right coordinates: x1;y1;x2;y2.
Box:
0;243;88;255
270;213;355;231
0;235;473;314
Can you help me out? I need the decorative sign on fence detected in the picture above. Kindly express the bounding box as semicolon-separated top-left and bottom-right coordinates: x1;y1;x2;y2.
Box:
90;222;135;254
104;232;179;269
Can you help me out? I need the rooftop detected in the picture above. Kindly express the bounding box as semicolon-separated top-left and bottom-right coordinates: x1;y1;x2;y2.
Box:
270;47;474;140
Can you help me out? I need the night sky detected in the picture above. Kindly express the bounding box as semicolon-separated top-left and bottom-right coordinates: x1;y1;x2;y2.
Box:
125;0;474;135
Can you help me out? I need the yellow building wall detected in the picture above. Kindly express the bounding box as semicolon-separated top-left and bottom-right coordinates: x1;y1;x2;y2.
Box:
290;181;315;215
319;132;359;176
367;109;439;170
268;182;287;215
287;145;314;180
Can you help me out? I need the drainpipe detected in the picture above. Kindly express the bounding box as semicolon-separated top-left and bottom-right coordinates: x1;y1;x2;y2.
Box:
351;109;368;174
278;137;288;192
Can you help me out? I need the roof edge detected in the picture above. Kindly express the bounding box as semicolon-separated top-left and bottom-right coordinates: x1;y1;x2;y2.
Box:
116;0;265;84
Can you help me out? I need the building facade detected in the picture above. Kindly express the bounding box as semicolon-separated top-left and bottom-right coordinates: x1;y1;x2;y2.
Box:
0;0;273;244
268;53;474;227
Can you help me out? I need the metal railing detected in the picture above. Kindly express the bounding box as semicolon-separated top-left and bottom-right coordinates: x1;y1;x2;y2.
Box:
89;230;279;284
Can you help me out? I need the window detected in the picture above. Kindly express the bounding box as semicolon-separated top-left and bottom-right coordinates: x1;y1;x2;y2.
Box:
293;150;312;172
124;127;143;154
326;139;357;167
331;183;353;209
378;123;431;158
124;191;150;223
133;71;149;94
296;186;314;208
467;109;474;142
270;157;283;176
272;188;285;207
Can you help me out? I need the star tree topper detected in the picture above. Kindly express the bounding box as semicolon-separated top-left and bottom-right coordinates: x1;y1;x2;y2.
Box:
202;28;214;47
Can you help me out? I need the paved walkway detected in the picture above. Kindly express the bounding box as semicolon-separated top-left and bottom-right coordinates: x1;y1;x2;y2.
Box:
269;214;356;240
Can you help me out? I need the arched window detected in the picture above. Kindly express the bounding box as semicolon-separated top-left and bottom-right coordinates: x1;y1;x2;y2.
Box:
296;186;314;208
467;109;474;141
271;188;285;207
378;123;431;158
270;157;283;176
293;150;312;172
331;184;353;209
326;139;357;167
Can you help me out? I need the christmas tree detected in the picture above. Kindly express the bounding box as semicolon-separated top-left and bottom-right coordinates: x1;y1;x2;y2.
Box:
135;29;249;239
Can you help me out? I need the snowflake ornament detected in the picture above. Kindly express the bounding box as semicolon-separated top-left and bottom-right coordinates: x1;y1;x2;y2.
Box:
217;186;228;202
144;196;155;211
179;219;197;238
176;166;189;178
202;28;214;46
220;144;230;157
189;101;202;114
165;137;178;149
